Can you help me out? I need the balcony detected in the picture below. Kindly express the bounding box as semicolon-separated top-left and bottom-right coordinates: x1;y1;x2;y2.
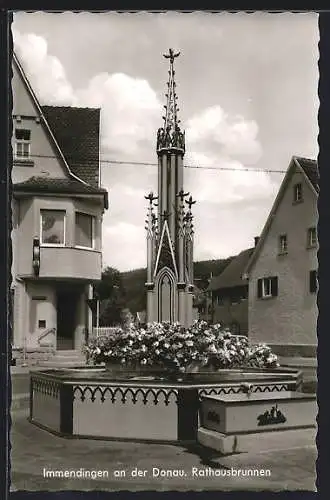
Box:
38;246;102;281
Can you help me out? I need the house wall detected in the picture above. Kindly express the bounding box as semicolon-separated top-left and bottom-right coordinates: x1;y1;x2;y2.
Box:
248;170;318;346
11;59;105;352
213;300;248;335
12;280;90;350
212;285;249;335
12;61;68;184
74;285;90;350
26;282;57;349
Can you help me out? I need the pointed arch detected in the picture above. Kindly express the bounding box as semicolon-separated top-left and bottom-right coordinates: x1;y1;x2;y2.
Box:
153;221;178;279
155;266;177;323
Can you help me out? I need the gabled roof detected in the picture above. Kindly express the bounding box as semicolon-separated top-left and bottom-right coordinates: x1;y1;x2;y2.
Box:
295;157;319;193
41;106;100;187
13;176;108;208
207;248;253;291
13;52;88;187
153;221;178;279
244;156;318;276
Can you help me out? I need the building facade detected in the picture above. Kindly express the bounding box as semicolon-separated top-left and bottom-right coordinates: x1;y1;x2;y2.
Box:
11;53;108;356
244;157;318;351
145;49;196;326
207;248;254;335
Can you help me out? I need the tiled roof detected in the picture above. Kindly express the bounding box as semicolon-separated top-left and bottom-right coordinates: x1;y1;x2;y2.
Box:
207;248;254;291
295;157;319;192
14;176;108;208
41;106;100;187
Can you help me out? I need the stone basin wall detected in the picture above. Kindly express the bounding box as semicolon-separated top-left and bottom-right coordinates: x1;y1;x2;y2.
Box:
29;366;302;443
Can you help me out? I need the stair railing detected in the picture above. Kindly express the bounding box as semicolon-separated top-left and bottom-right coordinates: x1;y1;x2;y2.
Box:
37;327;56;346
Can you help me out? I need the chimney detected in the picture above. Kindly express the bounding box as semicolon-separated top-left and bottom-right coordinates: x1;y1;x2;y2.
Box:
254;236;260;247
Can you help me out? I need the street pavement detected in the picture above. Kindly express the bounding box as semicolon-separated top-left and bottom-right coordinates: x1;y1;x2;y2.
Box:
10;409;316;492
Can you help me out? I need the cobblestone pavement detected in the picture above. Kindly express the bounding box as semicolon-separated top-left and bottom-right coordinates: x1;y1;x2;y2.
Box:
10;412;316;492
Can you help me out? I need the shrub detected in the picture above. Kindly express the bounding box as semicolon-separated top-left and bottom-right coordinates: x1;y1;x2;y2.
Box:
83;320;279;371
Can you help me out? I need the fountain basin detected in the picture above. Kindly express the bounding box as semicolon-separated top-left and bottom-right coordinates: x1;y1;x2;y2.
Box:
198;390;316;454
29;366;302;443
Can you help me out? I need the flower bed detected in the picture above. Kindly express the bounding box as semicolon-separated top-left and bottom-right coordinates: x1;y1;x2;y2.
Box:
83;321;279;373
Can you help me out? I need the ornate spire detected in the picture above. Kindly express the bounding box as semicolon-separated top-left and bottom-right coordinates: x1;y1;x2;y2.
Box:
157;48;185;153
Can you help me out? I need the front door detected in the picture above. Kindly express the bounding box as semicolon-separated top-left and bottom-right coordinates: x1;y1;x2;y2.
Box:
56;290;80;350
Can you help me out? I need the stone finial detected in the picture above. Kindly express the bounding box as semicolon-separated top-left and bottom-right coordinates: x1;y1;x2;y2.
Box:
157;49;185;152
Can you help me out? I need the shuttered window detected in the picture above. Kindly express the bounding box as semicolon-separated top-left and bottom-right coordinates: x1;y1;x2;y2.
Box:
257;277;278;299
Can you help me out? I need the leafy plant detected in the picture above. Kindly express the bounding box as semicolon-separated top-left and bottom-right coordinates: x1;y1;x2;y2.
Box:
84;321;279;372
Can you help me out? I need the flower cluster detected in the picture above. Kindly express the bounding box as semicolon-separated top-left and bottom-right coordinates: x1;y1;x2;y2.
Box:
83;320;279;371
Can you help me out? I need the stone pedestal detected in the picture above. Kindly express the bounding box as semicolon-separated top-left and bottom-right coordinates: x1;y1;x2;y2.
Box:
198;391;317;454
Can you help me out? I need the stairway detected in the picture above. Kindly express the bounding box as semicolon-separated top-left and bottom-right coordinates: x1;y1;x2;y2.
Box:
279;356;317;393
38;349;87;368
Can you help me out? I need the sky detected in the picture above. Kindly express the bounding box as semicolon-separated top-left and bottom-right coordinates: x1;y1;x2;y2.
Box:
12;11;319;272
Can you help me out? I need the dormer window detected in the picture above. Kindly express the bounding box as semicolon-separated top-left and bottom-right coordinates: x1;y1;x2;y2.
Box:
15;129;31;158
293;183;303;203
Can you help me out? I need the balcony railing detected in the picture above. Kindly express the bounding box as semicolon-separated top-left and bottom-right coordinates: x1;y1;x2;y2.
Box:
38;246;102;281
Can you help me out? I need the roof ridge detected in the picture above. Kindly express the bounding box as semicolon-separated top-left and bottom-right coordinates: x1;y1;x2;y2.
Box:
13;52;89;187
41;105;100;112
293;155;317;163
207;246;254;291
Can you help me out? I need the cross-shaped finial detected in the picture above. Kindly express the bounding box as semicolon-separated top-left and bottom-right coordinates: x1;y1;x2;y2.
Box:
177;189;189;202
163;48;181;63
144;191;158;204
185;195;196;210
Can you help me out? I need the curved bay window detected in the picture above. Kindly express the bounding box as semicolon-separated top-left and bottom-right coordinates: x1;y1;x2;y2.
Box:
40;210;66;246
75;212;95;249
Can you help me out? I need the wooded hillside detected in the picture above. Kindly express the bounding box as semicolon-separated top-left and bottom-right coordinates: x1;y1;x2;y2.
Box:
120;257;233;313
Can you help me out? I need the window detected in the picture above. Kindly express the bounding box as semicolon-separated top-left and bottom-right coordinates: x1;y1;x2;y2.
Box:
307;227;317;248
38;320;46;329
75;212;95;248
257;277;278;299
216;295;223;306
40;210;65;245
15;129;31;158
278;234;288;254
310;270;318;294
293;183;303;203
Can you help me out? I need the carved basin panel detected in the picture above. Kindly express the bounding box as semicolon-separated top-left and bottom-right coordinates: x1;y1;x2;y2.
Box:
200;391;317;435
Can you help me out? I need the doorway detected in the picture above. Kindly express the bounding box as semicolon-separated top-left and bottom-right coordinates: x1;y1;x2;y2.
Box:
56;289;80;350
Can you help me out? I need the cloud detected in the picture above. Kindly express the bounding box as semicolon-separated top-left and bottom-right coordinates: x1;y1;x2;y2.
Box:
184;105;276;206
103;223;146;271
14;28;162;159
187;105;262;162
75;72;161;155
12;27;278;271
13;29;76;105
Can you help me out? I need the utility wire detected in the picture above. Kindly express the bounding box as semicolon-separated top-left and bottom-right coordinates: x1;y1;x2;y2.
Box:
17;153;287;174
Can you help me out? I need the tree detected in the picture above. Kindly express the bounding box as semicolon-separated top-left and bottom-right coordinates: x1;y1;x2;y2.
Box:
94;267;127;326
